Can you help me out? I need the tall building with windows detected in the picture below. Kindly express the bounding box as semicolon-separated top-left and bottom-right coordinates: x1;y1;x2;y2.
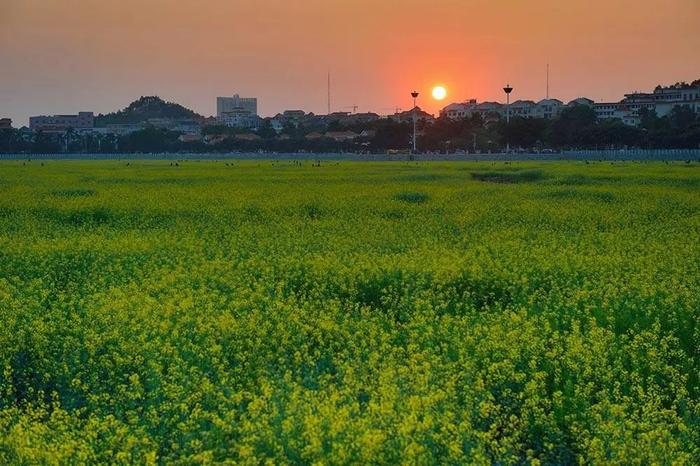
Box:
594;81;700;126
216;94;257;117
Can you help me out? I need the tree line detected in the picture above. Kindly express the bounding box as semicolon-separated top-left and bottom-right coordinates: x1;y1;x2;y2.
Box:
1;105;699;154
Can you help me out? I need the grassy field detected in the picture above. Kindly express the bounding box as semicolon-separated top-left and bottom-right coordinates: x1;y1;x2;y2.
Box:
0;160;699;464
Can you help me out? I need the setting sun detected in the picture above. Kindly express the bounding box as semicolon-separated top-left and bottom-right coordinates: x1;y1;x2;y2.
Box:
432;86;447;100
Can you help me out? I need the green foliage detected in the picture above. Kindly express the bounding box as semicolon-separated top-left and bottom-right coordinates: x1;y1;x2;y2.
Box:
0;129;29;153
501;116;549;149
0;160;699;464
119;127;182;153
471;169;546;183
31;131;61;153
50;188;96;198
393;191;430;203
547;105;598;147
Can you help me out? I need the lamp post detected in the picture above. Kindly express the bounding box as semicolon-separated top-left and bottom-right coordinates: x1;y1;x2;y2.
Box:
503;84;513;153
411;91;419;153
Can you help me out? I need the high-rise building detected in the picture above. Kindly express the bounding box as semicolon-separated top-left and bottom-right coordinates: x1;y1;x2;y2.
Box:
216;94;257;117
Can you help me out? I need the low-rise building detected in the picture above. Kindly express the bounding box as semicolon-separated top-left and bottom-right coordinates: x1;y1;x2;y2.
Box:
174;120;202;134
325;130;358;142
533;99;564;119
203;134;227;145
389;107;435;123
234;133;262;141
510;100;536;117
201;117;220;127
178;134;202;143
29;112;94;132
593;102;644;126
271;110;303;131
274;110;307;127
271;119;285;133
96;124;142;136
655;99;700;118
442;96;590;122
144;118;201;133
595;81;700;125
327;112;380;124
474;102;503;123
271;110;325;131
326;111;351;121
0;118;12;129
440;99;478;119
567;97;594;108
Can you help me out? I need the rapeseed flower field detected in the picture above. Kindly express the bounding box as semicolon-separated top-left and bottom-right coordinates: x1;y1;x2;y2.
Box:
0;160;698;464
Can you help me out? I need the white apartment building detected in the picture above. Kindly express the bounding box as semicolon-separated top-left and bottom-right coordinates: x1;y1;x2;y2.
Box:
439;99;478;119
567;98;594;107
216;94;258;117
533;99;564;119
439;79;699;126
29;112;94;132
474;102;503;121
509;100;536;117
218;109;261;129
595;82;700;125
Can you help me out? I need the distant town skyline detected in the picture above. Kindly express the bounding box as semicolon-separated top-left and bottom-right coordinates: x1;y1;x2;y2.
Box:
2;0;699;126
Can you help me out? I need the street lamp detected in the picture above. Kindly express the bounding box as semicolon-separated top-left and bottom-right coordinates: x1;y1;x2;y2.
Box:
411;91;419;153
503;84;513;153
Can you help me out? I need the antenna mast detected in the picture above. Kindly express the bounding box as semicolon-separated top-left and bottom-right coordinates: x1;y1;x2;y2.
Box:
546;63;550;99
327;71;331;115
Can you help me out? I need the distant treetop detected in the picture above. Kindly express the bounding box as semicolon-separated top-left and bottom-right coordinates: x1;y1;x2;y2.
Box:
655;79;700;91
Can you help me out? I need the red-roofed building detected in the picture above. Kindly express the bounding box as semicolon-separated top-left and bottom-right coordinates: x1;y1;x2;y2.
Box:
325;131;358;142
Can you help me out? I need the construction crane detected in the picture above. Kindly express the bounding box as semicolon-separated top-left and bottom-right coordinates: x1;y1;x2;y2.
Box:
343;105;359;113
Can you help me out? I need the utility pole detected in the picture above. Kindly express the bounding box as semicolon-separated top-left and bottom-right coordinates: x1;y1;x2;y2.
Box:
411;91;419;153
546;64;550;99
503;84;513;153
327;71;331;115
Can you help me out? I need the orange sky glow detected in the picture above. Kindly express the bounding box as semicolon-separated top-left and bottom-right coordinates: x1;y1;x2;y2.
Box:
1;0;699;125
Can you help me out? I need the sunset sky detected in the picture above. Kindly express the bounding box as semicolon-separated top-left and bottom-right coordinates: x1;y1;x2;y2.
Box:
1;0;699;125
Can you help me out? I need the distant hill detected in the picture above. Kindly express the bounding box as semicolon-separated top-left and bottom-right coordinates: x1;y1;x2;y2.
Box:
95;96;203;126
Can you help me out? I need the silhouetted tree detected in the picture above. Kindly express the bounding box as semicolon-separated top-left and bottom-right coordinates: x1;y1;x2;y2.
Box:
31;131;61;153
501;117;549;149
547;105;597;148
371;120;411;151
119;126;180;153
257;120;277;139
